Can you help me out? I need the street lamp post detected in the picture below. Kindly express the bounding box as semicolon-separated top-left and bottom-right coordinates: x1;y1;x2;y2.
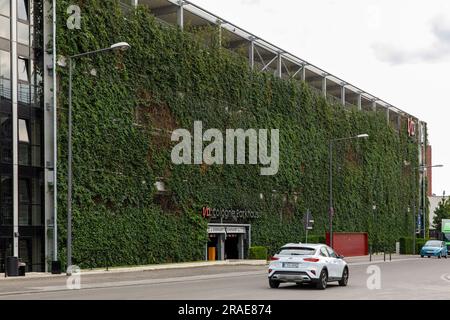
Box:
418;164;443;238
329;134;369;248
67;42;130;271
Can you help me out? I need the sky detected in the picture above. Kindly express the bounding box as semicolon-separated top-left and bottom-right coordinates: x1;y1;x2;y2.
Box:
189;0;450;196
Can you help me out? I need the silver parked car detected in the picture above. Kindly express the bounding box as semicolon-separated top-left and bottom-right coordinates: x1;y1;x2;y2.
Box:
268;243;349;290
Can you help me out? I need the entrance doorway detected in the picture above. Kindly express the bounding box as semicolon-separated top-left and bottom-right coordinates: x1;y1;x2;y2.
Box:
225;234;239;259
206;224;249;261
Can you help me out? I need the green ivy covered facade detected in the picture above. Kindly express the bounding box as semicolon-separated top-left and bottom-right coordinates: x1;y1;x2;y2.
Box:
50;0;426;268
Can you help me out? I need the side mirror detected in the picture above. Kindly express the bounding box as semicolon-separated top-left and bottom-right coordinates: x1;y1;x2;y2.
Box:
337;255;344;259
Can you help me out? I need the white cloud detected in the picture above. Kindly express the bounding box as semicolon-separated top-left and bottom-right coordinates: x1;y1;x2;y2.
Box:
372;14;450;65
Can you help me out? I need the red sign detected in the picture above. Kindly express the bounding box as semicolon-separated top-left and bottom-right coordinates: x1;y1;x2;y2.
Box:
202;207;211;218
407;118;416;137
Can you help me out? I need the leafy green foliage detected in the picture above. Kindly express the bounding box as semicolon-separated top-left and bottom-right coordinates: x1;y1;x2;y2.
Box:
432;198;450;231
55;0;420;267
248;246;268;260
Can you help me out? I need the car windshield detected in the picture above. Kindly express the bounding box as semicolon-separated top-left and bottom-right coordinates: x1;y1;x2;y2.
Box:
278;247;316;256
425;241;441;247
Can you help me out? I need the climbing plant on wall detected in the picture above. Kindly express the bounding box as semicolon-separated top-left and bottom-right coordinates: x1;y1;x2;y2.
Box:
54;0;420;266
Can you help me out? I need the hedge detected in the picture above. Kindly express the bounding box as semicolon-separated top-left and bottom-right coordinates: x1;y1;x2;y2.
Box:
249;246;268;260
399;237;431;255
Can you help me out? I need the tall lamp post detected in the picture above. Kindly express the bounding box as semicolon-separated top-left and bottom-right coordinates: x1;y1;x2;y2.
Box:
417;164;443;244
329;134;369;248
67;42;131;272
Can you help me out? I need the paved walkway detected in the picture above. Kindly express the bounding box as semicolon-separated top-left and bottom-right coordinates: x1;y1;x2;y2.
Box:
0;254;418;281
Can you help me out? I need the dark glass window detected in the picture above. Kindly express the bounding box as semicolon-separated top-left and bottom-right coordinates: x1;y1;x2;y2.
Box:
18;0;28;21
0;0;10;17
17;22;29;45
0;15;9;39
0;176;12;225
18;178;30;225
0;50;10;79
18;57;29;82
0;114;11;163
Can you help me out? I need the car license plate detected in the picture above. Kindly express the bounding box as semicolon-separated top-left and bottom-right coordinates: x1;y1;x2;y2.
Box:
283;262;299;268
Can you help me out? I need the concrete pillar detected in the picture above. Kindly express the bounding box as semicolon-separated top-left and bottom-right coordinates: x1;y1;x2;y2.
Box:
11;0;19;258
357;93;362;111
300;65;306;82
248;39;254;70
217;20;222;47
322;76;327;97
372;100;377;112
386;107;390;124
218;234;225;260
176;1;184;30
238;234;244;259
341;85;346;106
276;52;282;78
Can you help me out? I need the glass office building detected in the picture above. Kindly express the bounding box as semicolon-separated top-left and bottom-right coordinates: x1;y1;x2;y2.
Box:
0;0;45;272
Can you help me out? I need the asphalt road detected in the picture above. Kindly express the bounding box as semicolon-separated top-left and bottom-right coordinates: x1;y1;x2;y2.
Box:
1;257;449;300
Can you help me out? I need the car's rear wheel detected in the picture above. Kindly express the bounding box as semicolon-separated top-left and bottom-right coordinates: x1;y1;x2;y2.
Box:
420;255;424;258
338;267;349;286
316;269;328;290
438;253;442;259
269;279;280;288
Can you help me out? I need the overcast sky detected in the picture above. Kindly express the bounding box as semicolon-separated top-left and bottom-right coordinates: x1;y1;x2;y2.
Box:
190;0;450;196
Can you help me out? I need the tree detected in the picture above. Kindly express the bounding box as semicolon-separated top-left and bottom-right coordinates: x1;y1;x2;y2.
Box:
432;197;450;231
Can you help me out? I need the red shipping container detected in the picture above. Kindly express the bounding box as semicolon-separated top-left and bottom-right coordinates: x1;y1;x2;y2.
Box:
326;232;368;257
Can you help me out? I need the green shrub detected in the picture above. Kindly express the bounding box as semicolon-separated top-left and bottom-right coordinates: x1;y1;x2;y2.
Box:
399;237;430;255
249;246;268;260
304;235;326;244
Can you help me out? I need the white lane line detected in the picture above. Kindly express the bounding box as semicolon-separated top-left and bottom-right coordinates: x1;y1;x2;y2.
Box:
348;257;422;266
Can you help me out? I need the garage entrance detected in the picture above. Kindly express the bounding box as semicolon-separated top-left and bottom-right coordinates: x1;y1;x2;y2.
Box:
206;224;250;261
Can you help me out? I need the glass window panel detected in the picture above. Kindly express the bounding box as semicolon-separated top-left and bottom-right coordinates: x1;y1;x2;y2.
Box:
0;0;10;17
31;145;40;166
18;204;29;225
17;22;29;45
1;176;12;203
0;50;10;79
0;114;11;139
18;118;29;142
30;119;40;145
18;178;30;203
18;142;29;165
18;57;29;82
18;0;28;21
0;15;9;39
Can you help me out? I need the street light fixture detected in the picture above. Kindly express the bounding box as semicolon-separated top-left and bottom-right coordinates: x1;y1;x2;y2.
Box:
67;42;131;273
329;133;369;248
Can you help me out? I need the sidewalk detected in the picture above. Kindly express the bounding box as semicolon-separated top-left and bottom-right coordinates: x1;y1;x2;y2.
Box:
0;254;419;281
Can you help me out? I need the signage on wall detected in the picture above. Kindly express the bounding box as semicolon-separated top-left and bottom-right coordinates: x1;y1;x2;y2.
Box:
407;118;416;137
202;207;260;221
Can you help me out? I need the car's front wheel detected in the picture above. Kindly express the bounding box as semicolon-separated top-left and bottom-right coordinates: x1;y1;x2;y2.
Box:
316;269;328;290
338;267;349;286
269;279;280;288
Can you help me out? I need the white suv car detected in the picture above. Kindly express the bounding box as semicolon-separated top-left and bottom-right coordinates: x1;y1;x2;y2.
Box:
268;243;349;290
